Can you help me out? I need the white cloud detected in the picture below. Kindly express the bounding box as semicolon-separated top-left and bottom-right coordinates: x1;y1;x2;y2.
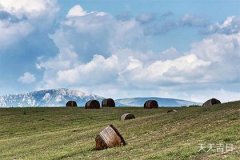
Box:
119;54;211;87
181;14;209;27
66;5;87;17
18;72;36;84
0;20;33;47
35;5;240;102
0;0;58;19
0;0;58;49
189;33;240;82
37;48;79;70
130;32;240;85
37;54;119;89
56;55;119;84
207;16;240;34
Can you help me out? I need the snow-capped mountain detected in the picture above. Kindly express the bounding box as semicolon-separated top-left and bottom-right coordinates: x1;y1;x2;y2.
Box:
115;97;199;107
0;88;199;107
0;88;104;107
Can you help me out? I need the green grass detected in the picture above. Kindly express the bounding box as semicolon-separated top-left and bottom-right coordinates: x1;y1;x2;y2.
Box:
0;102;240;160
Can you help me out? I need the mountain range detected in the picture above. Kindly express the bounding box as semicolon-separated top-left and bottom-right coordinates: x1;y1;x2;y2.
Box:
0;88;199;107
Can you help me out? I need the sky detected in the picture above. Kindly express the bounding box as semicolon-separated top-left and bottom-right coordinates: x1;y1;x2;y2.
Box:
0;0;240;102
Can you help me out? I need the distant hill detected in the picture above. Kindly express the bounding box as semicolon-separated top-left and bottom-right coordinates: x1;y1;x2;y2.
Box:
0;88;104;107
0;88;199;107
115;97;199;107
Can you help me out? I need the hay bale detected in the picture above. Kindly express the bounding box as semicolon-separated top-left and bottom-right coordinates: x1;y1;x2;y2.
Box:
121;113;135;121
66;101;77;107
85;100;100;109
167;109;177;113
102;98;115;107
95;135;108;150
144;100;158;109
95;124;126;150
202;98;221;107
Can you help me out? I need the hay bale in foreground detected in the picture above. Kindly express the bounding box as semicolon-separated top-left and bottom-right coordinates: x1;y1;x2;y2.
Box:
95;124;126;150
85;100;100;109
121;113;135;121
202;98;221;107
102;98;115;107
144;100;158;109
66;101;77;107
167;109;177;113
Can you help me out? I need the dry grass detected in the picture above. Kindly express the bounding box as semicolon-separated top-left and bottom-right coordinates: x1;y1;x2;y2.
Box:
0;102;240;159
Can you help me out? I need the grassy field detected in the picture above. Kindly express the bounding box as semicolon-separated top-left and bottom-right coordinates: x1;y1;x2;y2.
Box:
0;102;240;160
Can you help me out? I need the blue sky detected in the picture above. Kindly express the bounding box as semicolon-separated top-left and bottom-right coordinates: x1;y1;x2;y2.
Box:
0;0;240;102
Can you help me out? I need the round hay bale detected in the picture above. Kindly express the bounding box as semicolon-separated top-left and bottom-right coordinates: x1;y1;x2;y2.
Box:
95;124;126;150
121;113;135;121
167;109;177;113
66;101;77;107
144;100;158;109
202;98;221;107
85;100;100;109
102;98;115;107
95;135;108;150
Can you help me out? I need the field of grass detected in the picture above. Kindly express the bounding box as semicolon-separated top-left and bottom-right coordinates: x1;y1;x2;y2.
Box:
0;102;240;160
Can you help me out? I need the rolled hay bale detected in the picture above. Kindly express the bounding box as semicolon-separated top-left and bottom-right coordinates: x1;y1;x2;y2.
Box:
144;100;158;109
85;100;100;109
167;109;177;113
121;113;135;121
102;98;115;107
202;98;221;107
95;124;126;150
66;101;77;107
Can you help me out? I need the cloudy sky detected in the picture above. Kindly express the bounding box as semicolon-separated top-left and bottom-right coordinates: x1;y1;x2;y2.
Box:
0;0;240;102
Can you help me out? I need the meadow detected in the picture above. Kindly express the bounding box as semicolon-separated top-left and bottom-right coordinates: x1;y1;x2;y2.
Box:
0;102;240;160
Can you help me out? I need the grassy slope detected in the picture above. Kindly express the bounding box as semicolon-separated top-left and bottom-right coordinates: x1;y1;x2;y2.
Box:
0;102;240;160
